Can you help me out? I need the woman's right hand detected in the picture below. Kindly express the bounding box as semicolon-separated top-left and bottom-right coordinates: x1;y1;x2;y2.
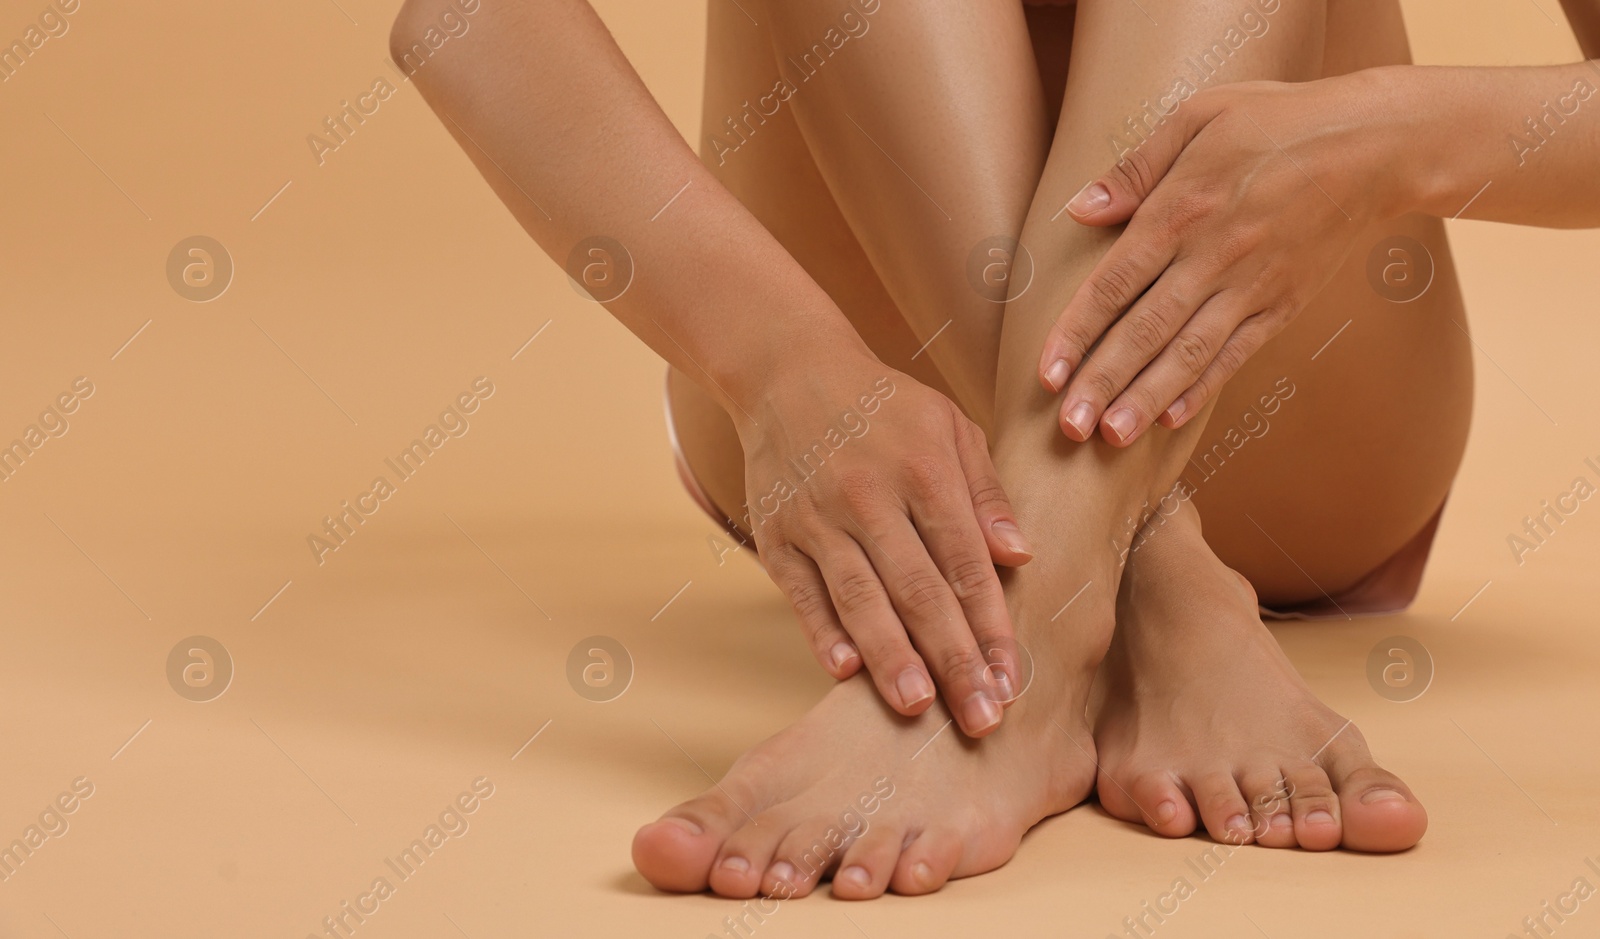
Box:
734;355;1033;737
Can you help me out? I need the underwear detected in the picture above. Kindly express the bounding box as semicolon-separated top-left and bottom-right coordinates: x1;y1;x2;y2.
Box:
664;373;1443;621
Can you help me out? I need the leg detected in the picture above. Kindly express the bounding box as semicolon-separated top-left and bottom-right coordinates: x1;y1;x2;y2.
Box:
1089;0;1466;850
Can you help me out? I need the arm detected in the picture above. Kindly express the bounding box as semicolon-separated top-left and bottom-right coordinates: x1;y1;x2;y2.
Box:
1037;59;1600;445
391;0;1030;734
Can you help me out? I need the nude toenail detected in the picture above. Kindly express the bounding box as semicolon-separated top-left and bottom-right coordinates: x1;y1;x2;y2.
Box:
830;642;857;670
1307;810;1335;824
1360;788;1406;804
1105;408;1137;442
912;861;934;887
963;692;1002;732
1064;402;1095;437
1225;815;1250;837
896;668;934;708
769;861;797;886
662;817;703;835
839;865;871;888
721;856;749;873
1269;814;1293;831
1153;801;1177;825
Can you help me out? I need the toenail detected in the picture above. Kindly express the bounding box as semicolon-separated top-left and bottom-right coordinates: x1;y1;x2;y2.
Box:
1064;401;1095;437
896;668;934;708
830;642;857;671
839;865;871;888
1307;810;1335;825
1225;815;1250;838
1105;408;1137;442
1360;787;1406;804
768;861;797;886
962;692;1002;732
662;817;703;836
721;856;749;873
1269;814;1292;831
912;861;934;888
1153;801;1177;825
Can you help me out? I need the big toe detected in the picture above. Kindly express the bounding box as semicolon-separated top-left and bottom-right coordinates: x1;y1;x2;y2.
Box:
633;791;750;892
1335;765;1427;852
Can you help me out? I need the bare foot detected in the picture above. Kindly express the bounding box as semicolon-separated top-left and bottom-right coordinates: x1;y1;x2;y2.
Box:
1092;502;1428;852
632;559;1118;898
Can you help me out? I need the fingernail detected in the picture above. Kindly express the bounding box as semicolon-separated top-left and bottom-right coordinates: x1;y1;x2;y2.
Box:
721;855;750;872
983;662;1016;702
769;861;797;885
962;691;1002;732
1361;787;1406;804
829;642;857;671
896;667;934;708
1043;358;1070;392
1307;810;1335;825
839;865;871;888
1153;801;1177;825
1068;181;1111;217
1064;401;1095;438
1163;398;1187;426
990;519;1033;557
1104;408;1137;442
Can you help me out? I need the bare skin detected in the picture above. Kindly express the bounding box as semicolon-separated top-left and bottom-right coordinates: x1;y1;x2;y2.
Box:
640;0;1458;895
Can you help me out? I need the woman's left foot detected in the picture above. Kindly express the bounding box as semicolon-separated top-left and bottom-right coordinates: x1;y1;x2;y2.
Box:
1092;501;1428;852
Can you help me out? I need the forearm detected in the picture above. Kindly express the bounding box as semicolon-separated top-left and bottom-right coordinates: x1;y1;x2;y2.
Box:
392;0;871;422
1377;63;1600;227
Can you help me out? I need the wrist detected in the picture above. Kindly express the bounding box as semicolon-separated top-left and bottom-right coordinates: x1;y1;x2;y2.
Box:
718;315;881;433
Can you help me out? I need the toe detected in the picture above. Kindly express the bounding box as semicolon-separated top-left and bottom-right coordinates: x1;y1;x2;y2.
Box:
1191;770;1255;846
1282;762;1342;851
890;828;961;895
1327;753;1427;852
1238;768;1295;849
633;789;753;892
764;814;851;898
1110;767;1198;837
709;808;794;899
831;823;903;900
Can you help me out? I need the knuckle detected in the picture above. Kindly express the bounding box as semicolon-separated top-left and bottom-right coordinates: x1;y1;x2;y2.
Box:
931;644;985;681
899;454;948;496
1089;263;1140;312
893;570;951;619
834;470;886;515
967;478;1009;513
1169;330;1213;374
1077;366;1123;405
832;569;886;616
786;580;833;629
944;556;999;602
1121;310;1170;357
1112;149;1157;197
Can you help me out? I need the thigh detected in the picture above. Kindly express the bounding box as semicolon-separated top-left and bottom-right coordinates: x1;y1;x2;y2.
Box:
1190;0;1474;603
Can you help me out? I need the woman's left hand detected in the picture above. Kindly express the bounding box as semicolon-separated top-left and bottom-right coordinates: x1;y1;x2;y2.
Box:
1038;71;1405;445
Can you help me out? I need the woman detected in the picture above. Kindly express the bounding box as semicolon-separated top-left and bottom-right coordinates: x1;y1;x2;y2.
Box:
391;0;1599;899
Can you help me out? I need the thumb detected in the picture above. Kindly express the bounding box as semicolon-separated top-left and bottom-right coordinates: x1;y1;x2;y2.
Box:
1064;95;1217;225
955;421;1032;567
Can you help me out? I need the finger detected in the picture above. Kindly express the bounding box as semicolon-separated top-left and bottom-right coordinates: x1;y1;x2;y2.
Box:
1058;266;1201;443
1096;290;1252;446
804;532;936;716
1064;89;1228;225
847;511;1001;738
903;460;1019;707
951;419;1031;566
1039;216;1174;394
1158;311;1284;431
762;542;862;680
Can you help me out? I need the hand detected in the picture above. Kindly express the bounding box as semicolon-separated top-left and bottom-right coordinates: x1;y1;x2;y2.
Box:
734;355;1032;737
1038;73;1398;445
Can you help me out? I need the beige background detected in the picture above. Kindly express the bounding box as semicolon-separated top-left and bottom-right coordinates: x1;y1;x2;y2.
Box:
0;0;1597;936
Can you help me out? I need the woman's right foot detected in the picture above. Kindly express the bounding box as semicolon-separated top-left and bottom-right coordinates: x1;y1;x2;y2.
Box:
1092;501;1428;852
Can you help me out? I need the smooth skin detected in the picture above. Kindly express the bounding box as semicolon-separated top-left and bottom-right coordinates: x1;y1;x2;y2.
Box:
1043;58;1600;445
650;0;1458;895
391;0;1034;736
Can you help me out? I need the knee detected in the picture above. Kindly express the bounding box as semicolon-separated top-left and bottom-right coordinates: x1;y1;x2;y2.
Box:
388;0;482;84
